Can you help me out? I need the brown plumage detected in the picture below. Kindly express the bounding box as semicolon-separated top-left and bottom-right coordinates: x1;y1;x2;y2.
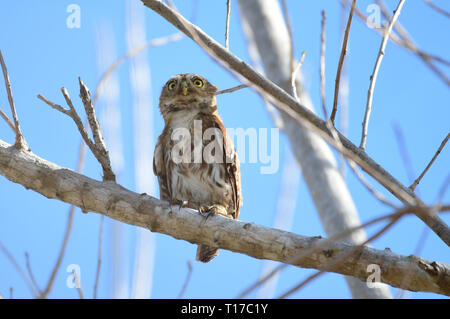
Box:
153;73;242;262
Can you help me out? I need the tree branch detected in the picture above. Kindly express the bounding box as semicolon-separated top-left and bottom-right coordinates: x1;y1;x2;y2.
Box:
331;0;356;124
0;139;449;296
360;0;406;150
0;49;27;150
141;0;450;247
38;80;116;182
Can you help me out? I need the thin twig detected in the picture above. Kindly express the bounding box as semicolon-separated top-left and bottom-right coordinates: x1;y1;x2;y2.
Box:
0;241;38;297
393;123;417;184
340;0;450;86
39;81;116;182
424;0;450;19
281;0;295;95
39;205;75;298
177;261;193;298
215;83;249;95
0;49;27;149
24;253;41;295
225;0;231;49
347;160;398;208
331;0;356;124
360;0;406;150
92;32;183;105
411;133;450;191
78;78;115;181
319;10;327;119
291;51;307;100
72;269;84;299
93;215;104;299
0;108;15;133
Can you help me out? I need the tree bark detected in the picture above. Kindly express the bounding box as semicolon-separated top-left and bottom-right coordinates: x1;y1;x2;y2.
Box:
1;139;449;296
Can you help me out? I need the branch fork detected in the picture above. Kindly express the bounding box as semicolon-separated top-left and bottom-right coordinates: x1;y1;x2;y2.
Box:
37;77;116;182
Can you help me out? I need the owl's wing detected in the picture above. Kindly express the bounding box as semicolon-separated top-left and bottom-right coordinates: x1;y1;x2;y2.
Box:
212;115;242;220
153;135;172;202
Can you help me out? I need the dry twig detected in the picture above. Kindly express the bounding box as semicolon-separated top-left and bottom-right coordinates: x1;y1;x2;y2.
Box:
424;0;450;19
177;261;193;298
360;0;406;150
340;0;450;86
331;0;356;124
38;79;116;182
93;215;104;299
319;10;327;119
0;108;15;133
0;49;27;149
411;133;450;191
215;83;249;95
0;241;39;297
225;0;231;49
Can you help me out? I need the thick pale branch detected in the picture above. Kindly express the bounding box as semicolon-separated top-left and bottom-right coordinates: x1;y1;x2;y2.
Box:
141;0;450;246
0;139;449;296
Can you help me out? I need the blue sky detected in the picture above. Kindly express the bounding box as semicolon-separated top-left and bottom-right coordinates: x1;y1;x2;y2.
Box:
0;0;449;299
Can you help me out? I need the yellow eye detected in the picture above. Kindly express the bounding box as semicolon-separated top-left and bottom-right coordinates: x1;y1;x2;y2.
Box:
193;78;203;87
168;81;176;91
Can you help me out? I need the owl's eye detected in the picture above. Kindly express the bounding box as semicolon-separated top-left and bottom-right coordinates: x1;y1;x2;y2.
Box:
168;81;177;91
193;78;204;87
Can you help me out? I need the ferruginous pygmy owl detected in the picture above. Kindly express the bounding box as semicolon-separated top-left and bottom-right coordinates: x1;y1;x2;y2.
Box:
153;73;242;263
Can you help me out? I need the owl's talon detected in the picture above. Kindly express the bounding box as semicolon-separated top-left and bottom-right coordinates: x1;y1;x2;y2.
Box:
199;205;232;221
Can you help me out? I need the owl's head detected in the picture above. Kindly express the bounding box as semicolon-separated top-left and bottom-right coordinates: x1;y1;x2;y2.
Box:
159;73;218;122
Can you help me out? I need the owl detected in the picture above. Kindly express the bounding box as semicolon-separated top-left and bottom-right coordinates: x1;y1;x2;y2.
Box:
153;73;242;263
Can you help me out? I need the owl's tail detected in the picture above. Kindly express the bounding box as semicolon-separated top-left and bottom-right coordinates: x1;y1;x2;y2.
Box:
196;244;219;263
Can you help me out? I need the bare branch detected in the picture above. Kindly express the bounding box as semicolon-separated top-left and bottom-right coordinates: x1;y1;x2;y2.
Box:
280;0;295;86
141;0;450;245
24;253;41;295
291;51;307;100
319;10;327;119
340;0;450;86
78;78;115;181
92;32;183;105
331;0;356;124
215;83;249;95
0;108;15;133
360;0;406;150
39;205;75;298
347;160;398;209
225;0;231;49
424;0;450;19
0;49;27;149
1;139;449;295
0;240;38;297
93;215;104;299
38;81;116;182
411;133;450;191
177;261;193;298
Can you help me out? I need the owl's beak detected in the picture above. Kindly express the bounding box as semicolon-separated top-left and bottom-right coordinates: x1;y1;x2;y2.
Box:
181;81;188;96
